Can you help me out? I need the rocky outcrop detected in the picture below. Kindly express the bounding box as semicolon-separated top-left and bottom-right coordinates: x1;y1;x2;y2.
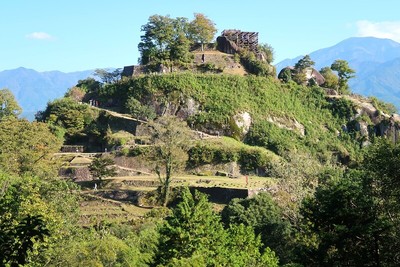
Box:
305;68;325;86
278;66;325;86
267;116;305;136
233;112;252;135
216;36;240;54
329;95;400;144
176;98;200;119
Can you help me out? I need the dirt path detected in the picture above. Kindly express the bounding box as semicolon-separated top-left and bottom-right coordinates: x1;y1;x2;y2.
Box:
92;106;148;123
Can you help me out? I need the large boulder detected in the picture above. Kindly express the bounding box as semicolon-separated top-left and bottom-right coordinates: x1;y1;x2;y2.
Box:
233;111;252;136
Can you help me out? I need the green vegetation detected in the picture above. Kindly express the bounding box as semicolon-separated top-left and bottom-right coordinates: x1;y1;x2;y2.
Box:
147;116;193;206
0;88;22;119
89;156;117;181
369;96;398;114
320;66;339;89
155;187;279;266
2;13;400;267
138;13;216;68
0;118;63;177
189;13;217;51
331;59;356;94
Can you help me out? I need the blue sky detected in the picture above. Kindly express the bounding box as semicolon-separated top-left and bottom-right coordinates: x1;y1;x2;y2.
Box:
1;0;400;72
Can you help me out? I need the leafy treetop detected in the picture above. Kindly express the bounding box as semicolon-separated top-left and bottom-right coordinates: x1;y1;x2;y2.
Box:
0;88;22;120
294;55;315;70
138;13;216;66
189;13;217;51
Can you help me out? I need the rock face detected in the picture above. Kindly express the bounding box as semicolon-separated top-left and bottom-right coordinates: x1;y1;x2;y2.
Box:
178;98;200;117
233;112;252;135
330;95;400;144
267;116;306;136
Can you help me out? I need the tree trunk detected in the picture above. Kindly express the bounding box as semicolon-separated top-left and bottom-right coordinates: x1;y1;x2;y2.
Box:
162;158;172;206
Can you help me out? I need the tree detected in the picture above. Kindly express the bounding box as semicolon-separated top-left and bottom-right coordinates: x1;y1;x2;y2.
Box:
319;66;339;89
292;55;316;85
138;14;195;68
155;187;227;265
75;77;101;94
258;43;275;64
294;55;315;71
0;172;80;266
89;156;117;181
291;70;308;85
37;97;98;141
0;119;63;177
222;193;293;264
138;15;176;65
189;13;217;51
0;88;22;119
94;68;122;84
278;67;292;83
0;214;50;266
147;116;193;206
169;17;194;67
331;59;355;94
125;97;156;120
301;167;396;266
65;86;86;102
155;187;279;266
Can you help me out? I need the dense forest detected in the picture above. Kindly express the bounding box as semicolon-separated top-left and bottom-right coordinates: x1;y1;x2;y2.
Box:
1;13;400;267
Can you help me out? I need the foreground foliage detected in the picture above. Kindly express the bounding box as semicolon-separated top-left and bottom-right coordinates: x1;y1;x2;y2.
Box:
155;187;279;266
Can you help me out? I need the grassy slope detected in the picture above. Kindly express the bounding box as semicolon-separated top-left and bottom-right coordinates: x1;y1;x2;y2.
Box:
101;73;359;162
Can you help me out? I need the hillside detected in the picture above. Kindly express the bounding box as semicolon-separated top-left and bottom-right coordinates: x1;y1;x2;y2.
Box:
276;37;400;110
42;73;374;164
0;67;93;119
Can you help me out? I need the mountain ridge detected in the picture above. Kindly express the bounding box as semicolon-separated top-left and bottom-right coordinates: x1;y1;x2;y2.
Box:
0;67;94;119
276;37;400;110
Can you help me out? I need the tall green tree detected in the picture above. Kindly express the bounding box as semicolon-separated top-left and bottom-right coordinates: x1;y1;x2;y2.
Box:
292;55;316;85
138;14;195;68
155;187;279;266
0;88;22;119
222;193;293;264
155;188;227;265
148;116;193;206
89;156;117;181
0;119;62;177
138;15;176;65
170;17;193;66
189;13;217;51
0;172;80;266
301;167;396;266
331;59;355;94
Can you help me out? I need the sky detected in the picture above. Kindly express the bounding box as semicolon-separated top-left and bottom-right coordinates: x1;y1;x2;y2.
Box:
1;0;400;72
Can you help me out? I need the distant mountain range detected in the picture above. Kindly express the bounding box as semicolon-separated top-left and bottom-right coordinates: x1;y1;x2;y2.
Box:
276;37;400;110
0;67;93;120
1;37;400;121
